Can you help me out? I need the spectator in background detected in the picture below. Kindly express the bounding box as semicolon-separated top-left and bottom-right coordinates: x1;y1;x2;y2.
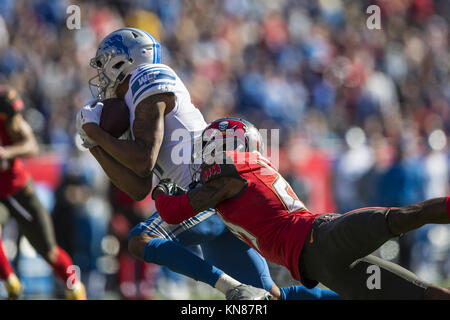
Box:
107;183;159;300
332;127;373;213
52;168;112;299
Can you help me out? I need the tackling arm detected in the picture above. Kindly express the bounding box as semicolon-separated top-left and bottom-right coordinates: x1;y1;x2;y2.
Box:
153;169;247;224
0;113;38;159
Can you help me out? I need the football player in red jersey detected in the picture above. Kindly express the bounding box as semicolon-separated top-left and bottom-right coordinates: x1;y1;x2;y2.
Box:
152;117;450;299
0;86;86;299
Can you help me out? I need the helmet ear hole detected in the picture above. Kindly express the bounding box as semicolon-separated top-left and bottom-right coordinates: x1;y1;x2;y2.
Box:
113;61;125;69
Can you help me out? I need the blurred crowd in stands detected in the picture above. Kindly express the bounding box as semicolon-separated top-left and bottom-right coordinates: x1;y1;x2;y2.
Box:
0;0;449;298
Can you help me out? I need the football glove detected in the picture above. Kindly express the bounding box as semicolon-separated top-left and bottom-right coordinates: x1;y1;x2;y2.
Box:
79;99;103;126
76;109;97;149
151;179;188;200
226;284;272;300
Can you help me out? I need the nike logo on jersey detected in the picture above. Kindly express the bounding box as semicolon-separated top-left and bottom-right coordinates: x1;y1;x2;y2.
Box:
309;229;314;243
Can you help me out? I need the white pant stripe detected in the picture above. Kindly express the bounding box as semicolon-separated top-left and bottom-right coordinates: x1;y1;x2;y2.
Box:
7;196;33;222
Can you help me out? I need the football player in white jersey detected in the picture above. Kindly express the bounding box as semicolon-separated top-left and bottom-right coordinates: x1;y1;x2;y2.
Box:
76;28;340;300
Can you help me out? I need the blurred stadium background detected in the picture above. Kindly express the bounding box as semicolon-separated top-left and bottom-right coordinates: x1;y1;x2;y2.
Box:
0;0;449;299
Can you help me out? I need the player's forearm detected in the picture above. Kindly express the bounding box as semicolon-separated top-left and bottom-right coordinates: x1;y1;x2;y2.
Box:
154;178;244;224
85;123;160;177
188;177;247;213
0;139;38;159
2;113;39;159
90;146;152;201
155;193;198;224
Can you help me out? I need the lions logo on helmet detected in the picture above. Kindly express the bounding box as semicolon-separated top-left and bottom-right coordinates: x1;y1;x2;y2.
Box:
102;34;130;57
88;28;162;99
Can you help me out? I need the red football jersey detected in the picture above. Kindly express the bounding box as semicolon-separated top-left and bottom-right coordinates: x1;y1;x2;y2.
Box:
202;150;319;283
0;87;29;198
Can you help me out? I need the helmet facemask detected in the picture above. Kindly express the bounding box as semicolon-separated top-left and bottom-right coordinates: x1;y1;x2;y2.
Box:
88;50;132;99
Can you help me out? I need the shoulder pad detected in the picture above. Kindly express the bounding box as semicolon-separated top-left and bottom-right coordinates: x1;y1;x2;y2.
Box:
129;64;177;106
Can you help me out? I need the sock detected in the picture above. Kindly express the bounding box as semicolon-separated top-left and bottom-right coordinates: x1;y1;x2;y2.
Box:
50;246;77;287
279;285;342;300
0;238;14;280
142;238;224;288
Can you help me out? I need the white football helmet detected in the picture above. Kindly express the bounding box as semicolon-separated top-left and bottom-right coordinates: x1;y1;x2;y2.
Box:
88;28;161;99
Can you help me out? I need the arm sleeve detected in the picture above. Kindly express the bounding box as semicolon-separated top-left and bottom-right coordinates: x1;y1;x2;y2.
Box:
154;193;197;225
129;64;177;107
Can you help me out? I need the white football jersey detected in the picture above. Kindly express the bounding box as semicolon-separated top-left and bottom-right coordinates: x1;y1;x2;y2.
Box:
124;63;207;188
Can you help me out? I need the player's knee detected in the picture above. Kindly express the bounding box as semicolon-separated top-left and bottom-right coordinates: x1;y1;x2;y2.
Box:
46;246;59;264
127;233;155;260
387;205;422;236
394;204;419;216
35;244;58;264
127;234;144;259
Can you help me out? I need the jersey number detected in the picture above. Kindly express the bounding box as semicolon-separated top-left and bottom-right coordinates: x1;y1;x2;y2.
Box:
220;216;261;252
217;159;305;253
218;176;305;253
257;158;305;213
272;176;305;213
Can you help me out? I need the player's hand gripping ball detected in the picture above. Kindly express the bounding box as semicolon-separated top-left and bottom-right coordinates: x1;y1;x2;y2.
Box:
151;179;188;200
76;99;102;149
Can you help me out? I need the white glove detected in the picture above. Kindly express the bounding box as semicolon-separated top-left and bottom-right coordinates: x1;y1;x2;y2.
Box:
79;99;103;127
76;98;102;149
76;109;97;149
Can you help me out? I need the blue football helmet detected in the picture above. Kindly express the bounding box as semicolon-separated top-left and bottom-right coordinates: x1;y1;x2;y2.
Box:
89;28;161;98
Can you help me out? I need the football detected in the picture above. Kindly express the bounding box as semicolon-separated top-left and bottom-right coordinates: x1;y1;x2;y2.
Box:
99;98;130;138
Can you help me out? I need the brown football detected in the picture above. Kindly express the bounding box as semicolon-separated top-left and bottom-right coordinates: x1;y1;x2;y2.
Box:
99;98;130;138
